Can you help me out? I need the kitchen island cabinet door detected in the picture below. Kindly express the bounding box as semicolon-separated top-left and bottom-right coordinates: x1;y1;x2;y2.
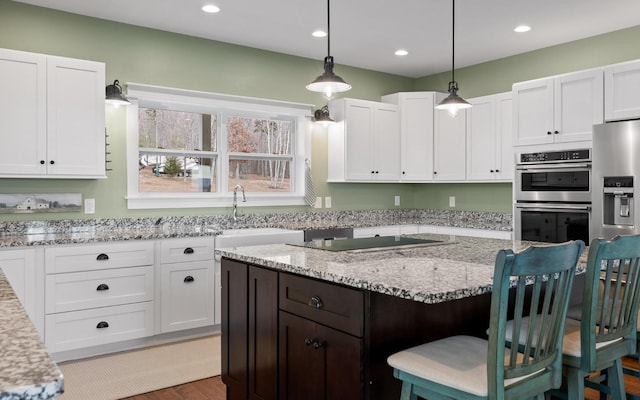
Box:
279;311;363;400
221;259;278;400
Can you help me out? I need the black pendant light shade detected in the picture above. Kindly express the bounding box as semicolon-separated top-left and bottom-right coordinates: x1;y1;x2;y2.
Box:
313;105;335;126
435;0;471;117
105;79;131;106
306;0;351;99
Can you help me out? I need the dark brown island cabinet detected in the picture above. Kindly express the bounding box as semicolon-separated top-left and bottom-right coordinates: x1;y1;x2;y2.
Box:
221;257;494;400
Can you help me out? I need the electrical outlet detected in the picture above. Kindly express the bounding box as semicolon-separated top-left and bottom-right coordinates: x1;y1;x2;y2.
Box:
324;196;332;209
314;197;322;209
449;196;456;208
394;195;400;206
84;198;95;214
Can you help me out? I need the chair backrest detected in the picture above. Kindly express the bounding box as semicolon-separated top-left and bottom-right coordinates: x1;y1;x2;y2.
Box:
488;240;585;395
580;234;640;372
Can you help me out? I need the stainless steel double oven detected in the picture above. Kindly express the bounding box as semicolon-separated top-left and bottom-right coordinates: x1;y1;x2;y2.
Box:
514;149;591;243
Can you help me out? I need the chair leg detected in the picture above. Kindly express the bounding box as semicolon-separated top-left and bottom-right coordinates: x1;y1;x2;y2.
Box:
565;367;585;400
400;381;418;400
605;359;625;400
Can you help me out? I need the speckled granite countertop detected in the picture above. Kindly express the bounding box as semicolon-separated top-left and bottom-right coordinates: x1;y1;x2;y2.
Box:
0;271;63;400
216;234;587;304
0;209;511;248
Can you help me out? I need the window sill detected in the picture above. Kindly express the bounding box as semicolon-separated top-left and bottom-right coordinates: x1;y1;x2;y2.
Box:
126;193;306;209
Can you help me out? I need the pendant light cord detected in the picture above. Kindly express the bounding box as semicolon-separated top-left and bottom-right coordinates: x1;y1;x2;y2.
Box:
327;0;331;58
451;0;455;83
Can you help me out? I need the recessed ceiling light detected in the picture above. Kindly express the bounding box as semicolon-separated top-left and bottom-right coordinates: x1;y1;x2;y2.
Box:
202;4;220;13
395;49;409;56
312;30;327;38
514;25;531;33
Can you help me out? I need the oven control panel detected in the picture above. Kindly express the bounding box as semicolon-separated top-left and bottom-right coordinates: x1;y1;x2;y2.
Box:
519;149;591;163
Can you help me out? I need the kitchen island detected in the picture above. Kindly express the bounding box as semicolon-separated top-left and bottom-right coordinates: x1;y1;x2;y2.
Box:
0;270;63;400
217;234;586;400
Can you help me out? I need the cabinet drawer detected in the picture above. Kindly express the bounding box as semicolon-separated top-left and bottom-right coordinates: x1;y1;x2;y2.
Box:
279;273;363;337
45;302;154;353
46;241;154;274
45;265;154;314
160;237;215;263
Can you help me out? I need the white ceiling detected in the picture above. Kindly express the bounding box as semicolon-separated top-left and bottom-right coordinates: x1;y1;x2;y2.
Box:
13;0;640;78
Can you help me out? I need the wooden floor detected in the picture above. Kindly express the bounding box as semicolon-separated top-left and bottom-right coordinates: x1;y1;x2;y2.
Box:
123;359;640;400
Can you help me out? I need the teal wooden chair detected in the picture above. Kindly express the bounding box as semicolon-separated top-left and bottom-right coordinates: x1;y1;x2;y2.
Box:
510;235;640;400
387;240;584;400
561;235;640;400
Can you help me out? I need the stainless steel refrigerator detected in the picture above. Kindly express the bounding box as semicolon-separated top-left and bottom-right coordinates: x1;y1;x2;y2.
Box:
592;119;640;240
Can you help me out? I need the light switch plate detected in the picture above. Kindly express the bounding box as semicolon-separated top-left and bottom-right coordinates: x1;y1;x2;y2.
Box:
449;196;456;208
84;198;95;214
394;195;400;206
314;197;322;209
324;196;332;208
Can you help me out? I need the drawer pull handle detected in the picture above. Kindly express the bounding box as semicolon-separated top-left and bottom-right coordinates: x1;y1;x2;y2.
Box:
308;296;324;309
96;283;110;291
96;253;109;261
313;341;324;349
184;275;195;283
184;247;195;254
304;338;324;349
305;338;313;346
96;321;109;329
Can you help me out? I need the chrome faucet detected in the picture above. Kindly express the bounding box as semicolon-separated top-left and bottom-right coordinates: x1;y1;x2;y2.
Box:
232;184;246;222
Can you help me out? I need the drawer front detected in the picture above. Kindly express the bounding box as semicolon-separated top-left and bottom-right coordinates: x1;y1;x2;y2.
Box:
160;260;214;333
46;241;154;274
160;237;215;264
45;265;154;314
279;273;363;337
45;302;154;353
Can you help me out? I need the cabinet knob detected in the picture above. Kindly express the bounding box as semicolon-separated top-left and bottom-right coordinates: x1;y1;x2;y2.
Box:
371;170;375;174
434;171;438;175
96;283;109;291
490;170;494;173
305;338;314;346
96;253;109;261
183;247;194;254
308;296;324;309
96;321;109;329
496;169;500;173
50;160;55;165
375;171;379;174
184;275;195;283
402;171;406;175
554;130;559;134
547;131;552;135
40;160;45;165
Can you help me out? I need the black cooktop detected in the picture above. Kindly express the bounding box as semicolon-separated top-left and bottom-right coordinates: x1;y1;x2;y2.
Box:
287;236;444;252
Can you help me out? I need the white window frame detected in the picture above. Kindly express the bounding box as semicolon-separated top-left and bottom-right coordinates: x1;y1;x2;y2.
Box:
125;83;313;209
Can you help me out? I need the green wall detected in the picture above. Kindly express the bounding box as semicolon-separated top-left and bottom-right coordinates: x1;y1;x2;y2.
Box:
1;0;640;220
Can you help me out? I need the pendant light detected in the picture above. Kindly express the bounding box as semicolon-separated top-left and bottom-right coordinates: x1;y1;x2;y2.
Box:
105;80;131;106
435;0;471;117
313;105;335;127
306;0;351;100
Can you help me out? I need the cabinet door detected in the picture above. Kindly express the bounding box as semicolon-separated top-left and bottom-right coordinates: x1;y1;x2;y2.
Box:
605;60;640;121
553;69;603;143
47;56;106;177
345;102;375;181
434;109;467;181
466;95;496;181
279;312;363;400
0;49;47;175
160;260;214;332
512;78;554;146
495;92;514;181
399;93;435;181
372;104;400;181
221;259;248;400
0;249;36;324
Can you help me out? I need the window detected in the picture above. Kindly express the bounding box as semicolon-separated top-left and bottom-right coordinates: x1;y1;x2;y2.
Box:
125;83;311;209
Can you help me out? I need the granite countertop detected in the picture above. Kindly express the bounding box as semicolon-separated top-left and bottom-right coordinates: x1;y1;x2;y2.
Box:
0;271;63;400
216;234;587;304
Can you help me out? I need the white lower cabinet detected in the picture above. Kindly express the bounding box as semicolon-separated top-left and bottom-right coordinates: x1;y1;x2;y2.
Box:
159;237;215;333
0;248;38;330
44;241;155;353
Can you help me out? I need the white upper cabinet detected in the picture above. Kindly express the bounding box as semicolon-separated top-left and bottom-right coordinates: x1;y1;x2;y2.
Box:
466;92;513;181
381;92;444;182
605;59;640;121
512;68;603;146
328;98;400;182
0;48;106;178
434;108;467;181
